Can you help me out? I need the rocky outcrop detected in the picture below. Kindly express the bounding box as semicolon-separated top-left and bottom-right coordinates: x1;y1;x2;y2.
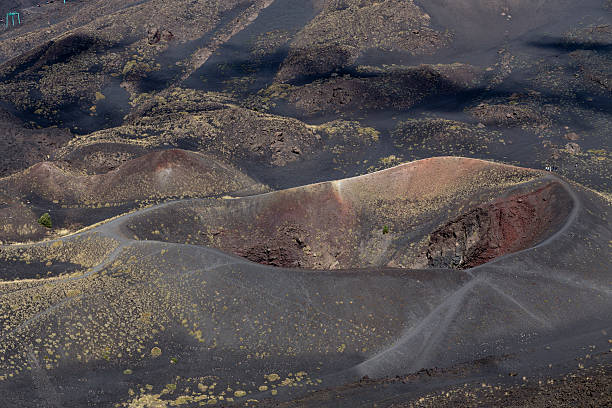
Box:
565;142;581;155
235;225;310;268
147;28;174;45
468;103;542;127
425;181;573;269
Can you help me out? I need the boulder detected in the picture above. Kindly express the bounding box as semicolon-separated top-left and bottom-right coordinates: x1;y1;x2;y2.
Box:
565;142;581;155
564;132;580;141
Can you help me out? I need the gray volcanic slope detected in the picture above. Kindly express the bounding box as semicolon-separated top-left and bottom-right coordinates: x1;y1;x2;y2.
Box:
0;0;610;406
0;161;610;407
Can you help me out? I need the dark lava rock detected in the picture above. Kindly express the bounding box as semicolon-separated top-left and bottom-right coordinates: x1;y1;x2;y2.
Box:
565;142;581;154
425;181;572;269
564;132;581;141
147;28;174;45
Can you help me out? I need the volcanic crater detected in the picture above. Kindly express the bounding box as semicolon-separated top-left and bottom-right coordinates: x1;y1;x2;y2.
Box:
126;157;573;270
0;0;610;406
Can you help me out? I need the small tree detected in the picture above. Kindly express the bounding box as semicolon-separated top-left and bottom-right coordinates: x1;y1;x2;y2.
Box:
382;225;389;234
38;213;52;228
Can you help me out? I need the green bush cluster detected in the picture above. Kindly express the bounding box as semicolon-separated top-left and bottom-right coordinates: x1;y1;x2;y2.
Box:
38;213;52;228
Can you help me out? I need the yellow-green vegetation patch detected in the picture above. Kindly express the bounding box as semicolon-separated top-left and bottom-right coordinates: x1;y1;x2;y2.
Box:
392;118;502;157
316;120;379;143
0;233;119;273
122;59;158;78
367;155;403;173
265;373;280;382
251;29;292;59
313;120;380;155
0;245;193;380
121;371;317;407
243;82;296;111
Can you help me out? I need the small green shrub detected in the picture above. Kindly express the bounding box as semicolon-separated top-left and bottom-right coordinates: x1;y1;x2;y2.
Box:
382;225;389;234
38;213;52;228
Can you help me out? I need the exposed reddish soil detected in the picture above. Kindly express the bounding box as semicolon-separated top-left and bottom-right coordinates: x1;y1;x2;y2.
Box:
0;149;263;243
2;149;258;205
424;181;573;269
203;183;358;269
231;179;572;270
127;158;570;270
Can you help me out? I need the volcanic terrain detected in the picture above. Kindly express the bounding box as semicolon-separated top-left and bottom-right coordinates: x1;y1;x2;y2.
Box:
0;0;610;407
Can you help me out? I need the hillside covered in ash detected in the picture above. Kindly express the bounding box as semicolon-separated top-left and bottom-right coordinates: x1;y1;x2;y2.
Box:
0;0;610;407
